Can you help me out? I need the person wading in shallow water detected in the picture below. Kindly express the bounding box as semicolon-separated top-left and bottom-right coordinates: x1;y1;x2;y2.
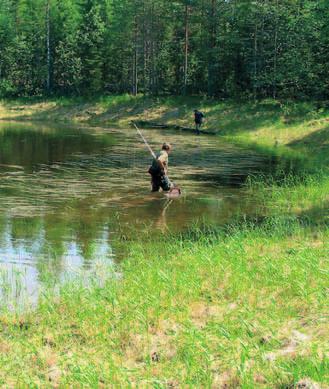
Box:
148;143;173;192
194;109;205;135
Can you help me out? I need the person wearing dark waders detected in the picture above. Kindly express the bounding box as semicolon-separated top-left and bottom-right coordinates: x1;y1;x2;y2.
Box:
132;121;181;195
194;109;204;135
148;143;173;192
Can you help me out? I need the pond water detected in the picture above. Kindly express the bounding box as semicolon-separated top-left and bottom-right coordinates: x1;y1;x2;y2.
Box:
0;121;277;305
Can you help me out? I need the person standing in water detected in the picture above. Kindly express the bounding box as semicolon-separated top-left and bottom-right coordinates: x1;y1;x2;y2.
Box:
194;109;205;135
148;143;173;192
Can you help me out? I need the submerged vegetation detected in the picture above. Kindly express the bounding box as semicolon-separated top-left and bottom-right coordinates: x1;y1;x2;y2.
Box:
0;220;327;386
1;0;328;385
0;96;328;386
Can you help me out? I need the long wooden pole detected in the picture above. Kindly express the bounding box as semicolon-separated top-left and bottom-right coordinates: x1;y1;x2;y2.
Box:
132;122;157;159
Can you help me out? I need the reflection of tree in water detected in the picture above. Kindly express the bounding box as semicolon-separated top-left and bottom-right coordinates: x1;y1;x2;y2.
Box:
8;218;44;282
0;123;116;172
73;219;103;265
0;215;7;241
39;216;68;283
0;122;297;293
10;217;42;243
0;205;114;285
0;192;174;282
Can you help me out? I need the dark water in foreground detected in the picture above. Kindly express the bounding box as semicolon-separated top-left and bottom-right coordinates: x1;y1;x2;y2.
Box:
0;121;278;304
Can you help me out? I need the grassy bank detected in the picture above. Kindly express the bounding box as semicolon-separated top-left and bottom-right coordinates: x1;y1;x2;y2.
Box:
1;95;329;175
247;172;329;225
0;95;328;158
0;220;328;387
0;96;328;386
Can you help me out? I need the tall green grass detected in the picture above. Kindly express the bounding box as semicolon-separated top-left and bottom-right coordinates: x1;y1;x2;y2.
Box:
247;171;329;224
0;96;328;385
0;219;327;387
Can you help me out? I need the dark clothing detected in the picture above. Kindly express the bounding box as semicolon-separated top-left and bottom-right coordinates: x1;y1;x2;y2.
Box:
148;152;172;192
194;111;204;124
151;174;172;192
148;158;161;176
195;122;202;135
194;111;204;135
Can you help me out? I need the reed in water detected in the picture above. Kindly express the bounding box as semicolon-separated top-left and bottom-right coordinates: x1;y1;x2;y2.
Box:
0;214;327;387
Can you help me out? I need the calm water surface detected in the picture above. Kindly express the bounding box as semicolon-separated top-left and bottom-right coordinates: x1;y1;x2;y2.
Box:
0;121;277;304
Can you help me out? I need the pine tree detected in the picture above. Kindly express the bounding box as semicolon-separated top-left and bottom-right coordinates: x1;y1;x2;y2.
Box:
78;0;106;94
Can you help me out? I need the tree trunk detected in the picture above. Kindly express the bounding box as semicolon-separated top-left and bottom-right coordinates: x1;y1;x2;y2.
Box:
150;1;157;94
46;0;51;93
208;0;216;96
132;16;138;96
253;22;258;100
273;0;279;99
183;4;189;95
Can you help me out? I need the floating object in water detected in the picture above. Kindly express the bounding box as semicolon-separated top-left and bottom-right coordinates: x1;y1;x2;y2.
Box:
165;187;181;198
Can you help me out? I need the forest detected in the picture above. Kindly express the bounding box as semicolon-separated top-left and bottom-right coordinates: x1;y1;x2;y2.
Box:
0;1;328;386
0;0;328;99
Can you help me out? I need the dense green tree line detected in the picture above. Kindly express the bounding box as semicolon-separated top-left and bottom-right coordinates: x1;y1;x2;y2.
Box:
0;0;328;99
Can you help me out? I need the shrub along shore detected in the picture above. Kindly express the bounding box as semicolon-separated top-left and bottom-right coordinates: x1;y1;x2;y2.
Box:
0;96;328;386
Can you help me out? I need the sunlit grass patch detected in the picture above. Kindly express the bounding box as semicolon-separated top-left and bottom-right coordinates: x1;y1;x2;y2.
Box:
0;96;328;385
1;96;329;158
248;171;329;221
0;219;327;386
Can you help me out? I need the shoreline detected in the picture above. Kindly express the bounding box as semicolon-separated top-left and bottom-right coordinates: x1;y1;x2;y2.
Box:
1;95;328;156
0;96;327;386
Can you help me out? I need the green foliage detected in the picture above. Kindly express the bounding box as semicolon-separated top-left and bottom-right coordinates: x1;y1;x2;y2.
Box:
77;1;106;94
0;79;15;97
0;0;328;98
0;219;327;385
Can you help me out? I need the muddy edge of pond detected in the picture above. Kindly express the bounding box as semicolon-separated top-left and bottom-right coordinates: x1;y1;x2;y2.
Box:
134;120;217;135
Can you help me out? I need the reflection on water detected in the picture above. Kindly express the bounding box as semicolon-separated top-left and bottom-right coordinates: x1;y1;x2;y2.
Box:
0;121;277;303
